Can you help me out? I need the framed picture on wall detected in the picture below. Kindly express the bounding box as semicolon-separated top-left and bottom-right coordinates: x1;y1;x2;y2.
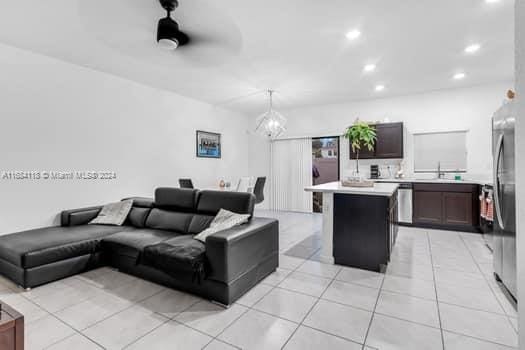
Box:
196;130;221;158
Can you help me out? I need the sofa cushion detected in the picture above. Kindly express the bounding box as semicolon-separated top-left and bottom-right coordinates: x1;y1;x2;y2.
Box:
0;225;130;268
126;207;151;228
101;229;177;259
154;188;198;212
197;191;255;216
68;208;101;226
187;214;215;234
122;197;154;208
61;206;103;226
145;209;193;234
142;235;206;279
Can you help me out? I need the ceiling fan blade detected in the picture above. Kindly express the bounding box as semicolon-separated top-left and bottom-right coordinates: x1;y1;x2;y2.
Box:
174;30;242;66
78;0;242;68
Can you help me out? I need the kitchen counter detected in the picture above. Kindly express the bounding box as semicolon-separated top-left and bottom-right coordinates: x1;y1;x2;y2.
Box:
371;178;492;186
305;181;399;196
304;181;399;271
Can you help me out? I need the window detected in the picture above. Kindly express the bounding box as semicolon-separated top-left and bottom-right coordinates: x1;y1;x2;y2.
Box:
413;130;467;173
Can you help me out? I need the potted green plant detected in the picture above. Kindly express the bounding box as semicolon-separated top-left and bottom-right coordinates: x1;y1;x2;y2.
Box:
344;120;377;180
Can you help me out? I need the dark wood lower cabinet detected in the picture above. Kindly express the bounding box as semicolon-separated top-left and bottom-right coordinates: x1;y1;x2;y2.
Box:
443;192;473;226
413;191;442;224
413;183;480;232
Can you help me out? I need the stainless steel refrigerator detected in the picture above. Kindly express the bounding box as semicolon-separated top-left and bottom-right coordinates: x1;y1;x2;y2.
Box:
492;99;516;299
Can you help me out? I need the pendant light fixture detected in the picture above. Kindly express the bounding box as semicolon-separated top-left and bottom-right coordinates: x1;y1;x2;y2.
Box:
255;90;287;139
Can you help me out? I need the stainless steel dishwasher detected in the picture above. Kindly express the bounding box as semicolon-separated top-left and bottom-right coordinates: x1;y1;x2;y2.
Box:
397;182;413;224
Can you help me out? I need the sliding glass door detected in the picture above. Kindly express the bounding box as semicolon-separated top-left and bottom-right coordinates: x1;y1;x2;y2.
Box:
312;137;340;213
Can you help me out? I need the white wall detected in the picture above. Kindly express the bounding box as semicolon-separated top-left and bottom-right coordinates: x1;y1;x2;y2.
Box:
249;83;511;194
515;1;524;348
0;43;250;233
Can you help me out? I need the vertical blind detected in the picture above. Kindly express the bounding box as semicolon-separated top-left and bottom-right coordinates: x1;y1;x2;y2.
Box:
270;138;313;212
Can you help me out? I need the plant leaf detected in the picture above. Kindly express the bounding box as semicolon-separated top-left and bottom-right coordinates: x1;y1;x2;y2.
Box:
343;121;377;152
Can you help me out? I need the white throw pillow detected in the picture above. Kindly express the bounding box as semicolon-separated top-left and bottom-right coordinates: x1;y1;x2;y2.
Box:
193;209;251;242
89;200;133;226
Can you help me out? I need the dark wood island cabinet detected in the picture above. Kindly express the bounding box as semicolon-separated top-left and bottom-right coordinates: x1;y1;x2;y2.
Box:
304;182;400;273
333;189;399;272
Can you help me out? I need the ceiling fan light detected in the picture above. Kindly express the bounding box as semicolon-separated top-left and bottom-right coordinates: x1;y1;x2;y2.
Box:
157;16;188;50
158;38;179;50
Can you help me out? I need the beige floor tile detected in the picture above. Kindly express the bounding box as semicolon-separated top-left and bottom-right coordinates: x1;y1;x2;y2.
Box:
83;304;168;349
278;271;332;297
127;320;212;350
366;314;442;350
174;301;248;337
439;303;517;347
283;325;362;350
375;291;440;327
321;280;379;311
303;299;372;344
253;287;317;322
218;309;298;350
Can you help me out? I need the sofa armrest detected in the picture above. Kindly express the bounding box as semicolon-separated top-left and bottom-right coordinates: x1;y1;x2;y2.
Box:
60;206;103;226
205;217;279;284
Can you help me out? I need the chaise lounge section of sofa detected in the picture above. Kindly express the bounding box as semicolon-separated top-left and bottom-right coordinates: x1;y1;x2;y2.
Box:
0;188;279;305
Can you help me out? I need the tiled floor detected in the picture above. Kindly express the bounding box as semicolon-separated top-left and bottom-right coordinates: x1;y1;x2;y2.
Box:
0;210;518;349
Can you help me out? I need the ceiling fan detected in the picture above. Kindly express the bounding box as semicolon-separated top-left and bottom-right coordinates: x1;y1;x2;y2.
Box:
80;0;242;67
157;0;189;50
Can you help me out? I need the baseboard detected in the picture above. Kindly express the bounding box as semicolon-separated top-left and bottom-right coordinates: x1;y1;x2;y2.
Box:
409;222;482;233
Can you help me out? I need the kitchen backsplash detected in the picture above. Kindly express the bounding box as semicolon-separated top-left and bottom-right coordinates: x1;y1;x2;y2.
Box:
342;158;403;179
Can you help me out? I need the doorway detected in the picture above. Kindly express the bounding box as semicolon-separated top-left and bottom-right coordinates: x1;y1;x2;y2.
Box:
312;136;340;213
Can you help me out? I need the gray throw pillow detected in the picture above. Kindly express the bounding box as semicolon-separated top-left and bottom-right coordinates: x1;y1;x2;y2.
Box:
193;209;251;242
89;200;133;226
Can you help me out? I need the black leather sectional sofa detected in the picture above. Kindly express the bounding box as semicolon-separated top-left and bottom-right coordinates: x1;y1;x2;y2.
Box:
0;188;279;305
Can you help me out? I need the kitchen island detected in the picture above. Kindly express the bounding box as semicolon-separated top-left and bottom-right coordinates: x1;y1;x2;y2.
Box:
305;182;399;272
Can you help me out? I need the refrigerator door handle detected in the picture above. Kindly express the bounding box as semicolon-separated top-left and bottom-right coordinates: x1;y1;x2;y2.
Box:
494;134;504;229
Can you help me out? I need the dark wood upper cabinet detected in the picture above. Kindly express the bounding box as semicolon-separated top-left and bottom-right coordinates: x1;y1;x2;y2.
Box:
351;143;375;159
375;123;404;158
350;122;403;159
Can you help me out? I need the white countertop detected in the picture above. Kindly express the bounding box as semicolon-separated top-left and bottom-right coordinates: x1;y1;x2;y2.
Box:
305;181;399;196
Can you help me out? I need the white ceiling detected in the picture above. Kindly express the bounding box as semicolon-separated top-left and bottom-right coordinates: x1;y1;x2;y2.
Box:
0;0;514;114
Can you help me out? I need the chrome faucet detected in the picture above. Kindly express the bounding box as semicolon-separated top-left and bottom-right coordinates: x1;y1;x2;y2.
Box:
437;161;445;179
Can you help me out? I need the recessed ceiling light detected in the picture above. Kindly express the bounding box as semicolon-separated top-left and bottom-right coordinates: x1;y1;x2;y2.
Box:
375;85;385;92
465;43;481;53
346;30;361;40
364;64;376;72
453;72;466;80
485;0;500;3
